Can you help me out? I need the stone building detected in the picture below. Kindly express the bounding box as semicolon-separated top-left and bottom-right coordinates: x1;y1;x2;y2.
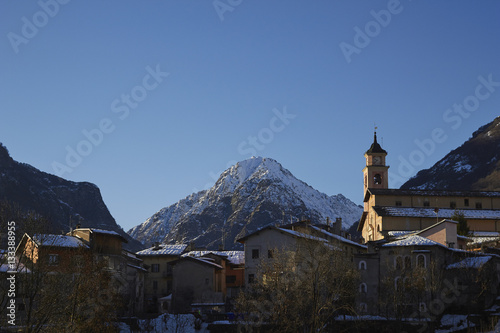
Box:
358;132;500;242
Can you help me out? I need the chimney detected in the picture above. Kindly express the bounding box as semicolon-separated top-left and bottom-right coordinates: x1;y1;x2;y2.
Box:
152;242;160;250
76;223;81;229
334;218;342;236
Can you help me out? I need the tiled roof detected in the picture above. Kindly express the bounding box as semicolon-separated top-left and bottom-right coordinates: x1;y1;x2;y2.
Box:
33;234;89;248
182;251;245;265
447;256;492;269
382;235;444;248
136;244;187;256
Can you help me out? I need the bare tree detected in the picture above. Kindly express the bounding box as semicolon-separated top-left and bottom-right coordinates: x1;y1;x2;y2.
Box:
237;238;358;332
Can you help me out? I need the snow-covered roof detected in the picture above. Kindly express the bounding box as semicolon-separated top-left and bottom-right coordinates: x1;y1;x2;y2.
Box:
387;231;414;237
367;188;500;198
277;228;330;243
136;244;187;256
182;250;244;265
471;231;500;237
309;225;367;249
383;235;444;248
127;263;148;272
32;234;89;248
373;206;500;220
447;256;492;269
89;228;121;236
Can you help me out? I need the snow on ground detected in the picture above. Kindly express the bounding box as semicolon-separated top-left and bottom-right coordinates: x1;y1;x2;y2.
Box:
119;314;209;333
435;314;475;333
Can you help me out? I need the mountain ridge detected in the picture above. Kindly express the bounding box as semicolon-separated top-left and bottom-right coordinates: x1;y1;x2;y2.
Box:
128;157;363;249
0;143;143;252
401;116;500;191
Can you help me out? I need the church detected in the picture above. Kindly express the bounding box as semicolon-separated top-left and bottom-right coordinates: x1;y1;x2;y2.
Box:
358;132;500;243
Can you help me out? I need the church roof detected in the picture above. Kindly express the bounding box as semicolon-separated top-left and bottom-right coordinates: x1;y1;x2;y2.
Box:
365;188;500;200
365;132;387;154
373;206;500;220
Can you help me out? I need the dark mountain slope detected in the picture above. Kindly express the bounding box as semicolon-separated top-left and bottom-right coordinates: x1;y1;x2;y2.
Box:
401;116;500;191
0;143;143;251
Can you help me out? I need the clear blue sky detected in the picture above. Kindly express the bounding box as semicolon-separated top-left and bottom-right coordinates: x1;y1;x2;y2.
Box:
1;1;499;231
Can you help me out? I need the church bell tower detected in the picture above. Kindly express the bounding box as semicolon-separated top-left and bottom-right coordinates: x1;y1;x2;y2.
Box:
363;130;389;195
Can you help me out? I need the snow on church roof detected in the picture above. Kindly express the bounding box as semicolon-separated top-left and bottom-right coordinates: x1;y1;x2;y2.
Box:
373;206;500;220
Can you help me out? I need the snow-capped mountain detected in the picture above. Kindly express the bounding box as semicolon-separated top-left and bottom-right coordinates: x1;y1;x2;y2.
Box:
128;157;363;249
401;116;500;191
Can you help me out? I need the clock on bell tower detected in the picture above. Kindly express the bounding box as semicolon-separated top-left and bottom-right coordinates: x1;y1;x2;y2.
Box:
363;131;389;195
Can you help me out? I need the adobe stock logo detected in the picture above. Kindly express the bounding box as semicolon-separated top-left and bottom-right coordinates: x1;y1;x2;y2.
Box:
390;74;499;187
7;0;71;54
339;0;405;64
52;65;169;177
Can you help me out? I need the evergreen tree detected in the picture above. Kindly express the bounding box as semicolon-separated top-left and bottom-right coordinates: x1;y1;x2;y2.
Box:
452;210;469;236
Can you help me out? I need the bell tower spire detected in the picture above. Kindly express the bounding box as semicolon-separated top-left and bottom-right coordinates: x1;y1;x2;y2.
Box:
363;129;389;196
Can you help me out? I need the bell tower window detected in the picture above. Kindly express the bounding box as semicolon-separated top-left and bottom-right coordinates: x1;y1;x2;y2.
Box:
374;174;382;185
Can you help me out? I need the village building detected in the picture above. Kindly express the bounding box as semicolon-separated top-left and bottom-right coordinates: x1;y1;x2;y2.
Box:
136;243;188;313
238;220;367;286
355;219;499;319
15;228;147;316
182;251;245;295
170;253;226;314
358;132;500;242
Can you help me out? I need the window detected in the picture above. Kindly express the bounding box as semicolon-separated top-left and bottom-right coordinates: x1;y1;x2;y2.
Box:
374;174;382;185
395;256;403;270
417;254;426;268
395;201;402;207
226;275;237;284
267;249;274;258
423;201;430;207
71;255;84;268
450;201;456;209
419;302;427;312
359;261;367;270
48;254;59;266
205;278;210;285
252;249;259;259
153;280;158;290
359;283;367;293
447;242;455;248
464;198;469;207
476;202;483;209
248;274;255;284
394;277;402;291
151;264;160;273
359;303;368;313
405;256;411;269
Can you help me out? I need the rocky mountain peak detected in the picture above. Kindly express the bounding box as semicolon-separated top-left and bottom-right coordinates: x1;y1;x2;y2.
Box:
128;157;362;249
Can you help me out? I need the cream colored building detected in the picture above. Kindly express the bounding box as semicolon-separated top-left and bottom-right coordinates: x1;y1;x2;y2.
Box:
358;133;500;242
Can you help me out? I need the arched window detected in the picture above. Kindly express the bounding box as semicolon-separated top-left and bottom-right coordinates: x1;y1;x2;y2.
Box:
359;283;367;293
394;277;402;291
395;256;403;270
359;261;367;270
405;256;412;269
417;254;426;268
374;174;382;184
